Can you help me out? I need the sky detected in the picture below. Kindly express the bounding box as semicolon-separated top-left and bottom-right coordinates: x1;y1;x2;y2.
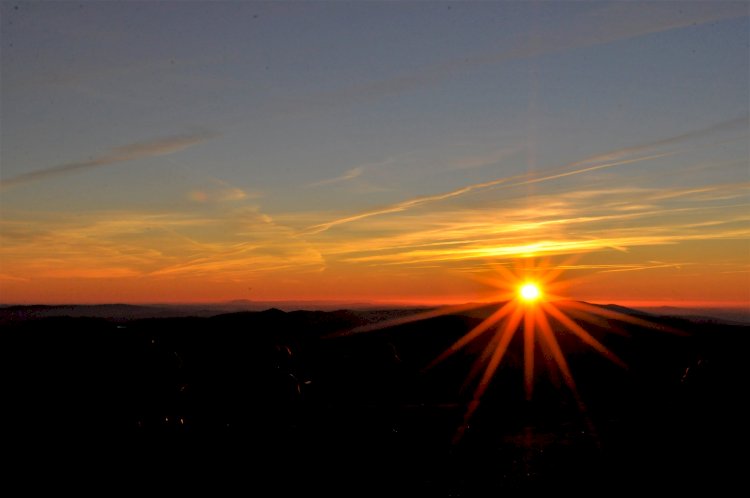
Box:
1;1;748;307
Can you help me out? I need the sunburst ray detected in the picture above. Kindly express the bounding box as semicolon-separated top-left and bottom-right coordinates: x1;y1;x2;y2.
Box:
330;257;677;443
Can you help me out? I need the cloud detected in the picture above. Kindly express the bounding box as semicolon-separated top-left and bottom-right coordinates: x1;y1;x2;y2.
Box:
302;179;749;270
303;176;514;234
335;212;749;267
304;116;748;234
306;166;365;188
0;205;325;281
0;131;217;188
188;179;254;203
597;263;691;274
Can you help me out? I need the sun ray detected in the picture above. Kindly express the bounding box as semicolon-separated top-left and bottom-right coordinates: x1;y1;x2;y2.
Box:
475;315;519;400
523;307;536;400
535;308;601;446
563;305;629;336
425;300;516;370
537;254;581;285
454;306;523;443
541;301;627;369
563;300;684;335
327;301;485;338
534;317;562;386
535;309;578;396
460;305;524;393
331;256;678;445
460;327;504;394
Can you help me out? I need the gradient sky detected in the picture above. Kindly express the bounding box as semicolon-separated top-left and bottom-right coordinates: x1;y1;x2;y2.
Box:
1;1;748;307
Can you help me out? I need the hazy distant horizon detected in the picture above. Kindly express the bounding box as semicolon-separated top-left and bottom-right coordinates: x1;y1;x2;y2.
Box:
2;296;748;308
2;297;747;324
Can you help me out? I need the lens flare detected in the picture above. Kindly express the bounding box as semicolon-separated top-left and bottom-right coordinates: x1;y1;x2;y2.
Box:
332;256;673;443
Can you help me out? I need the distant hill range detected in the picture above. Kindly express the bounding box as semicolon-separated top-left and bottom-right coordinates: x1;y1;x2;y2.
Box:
0;300;428;323
1;300;746;325
631;305;750;325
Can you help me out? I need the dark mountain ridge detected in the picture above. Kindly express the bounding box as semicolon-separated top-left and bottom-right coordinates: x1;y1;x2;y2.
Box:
3;300;746;324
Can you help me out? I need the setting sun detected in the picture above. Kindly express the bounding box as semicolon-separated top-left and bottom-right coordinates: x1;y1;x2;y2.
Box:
339;257;669;442
519;283;541;302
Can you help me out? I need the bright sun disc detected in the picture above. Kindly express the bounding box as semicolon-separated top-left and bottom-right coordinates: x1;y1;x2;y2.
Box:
519;283;541;302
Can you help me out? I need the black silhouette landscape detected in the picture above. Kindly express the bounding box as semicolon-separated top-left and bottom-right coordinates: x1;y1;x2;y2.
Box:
2;302;747;494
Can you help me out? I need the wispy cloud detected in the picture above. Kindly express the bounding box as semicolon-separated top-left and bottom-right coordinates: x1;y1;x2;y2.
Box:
0;206;323;281
302;180;749;269
1;131;217;188
597;262;691;274
304;116;748;234
188;179;256;203
306;166;365;188
303;176;515;234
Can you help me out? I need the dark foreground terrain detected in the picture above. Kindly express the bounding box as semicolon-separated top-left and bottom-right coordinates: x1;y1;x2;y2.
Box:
1;303;747;494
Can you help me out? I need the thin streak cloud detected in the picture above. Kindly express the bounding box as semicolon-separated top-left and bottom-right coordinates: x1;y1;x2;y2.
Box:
302;179;749;270
306;166;365;188
596;263;688;273
303;176;513;234
305;116;748;234
0;207;324;281
188;179;254;203
0;131;217;188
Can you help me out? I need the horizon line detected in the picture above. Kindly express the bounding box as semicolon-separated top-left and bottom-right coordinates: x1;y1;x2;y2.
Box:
1;298;748;310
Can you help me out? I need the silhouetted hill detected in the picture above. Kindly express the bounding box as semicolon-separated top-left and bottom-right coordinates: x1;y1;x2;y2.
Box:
0;301;432;323
600;303;657;317
0;303;207;323
633;305;750;325
1;303;747;494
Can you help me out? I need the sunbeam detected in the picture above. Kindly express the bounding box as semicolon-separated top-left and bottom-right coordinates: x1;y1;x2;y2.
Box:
333;256;676;442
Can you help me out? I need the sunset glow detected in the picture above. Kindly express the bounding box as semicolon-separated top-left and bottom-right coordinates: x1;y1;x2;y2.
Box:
0;2;747;310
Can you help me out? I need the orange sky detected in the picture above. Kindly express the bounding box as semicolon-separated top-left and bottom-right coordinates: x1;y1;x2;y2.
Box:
2;240;748;307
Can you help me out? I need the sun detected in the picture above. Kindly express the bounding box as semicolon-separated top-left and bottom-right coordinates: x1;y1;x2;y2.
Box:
519;282;541;302
334;256;668;443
